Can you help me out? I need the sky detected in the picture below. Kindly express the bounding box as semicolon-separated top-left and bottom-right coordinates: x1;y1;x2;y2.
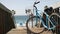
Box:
0;0;60;15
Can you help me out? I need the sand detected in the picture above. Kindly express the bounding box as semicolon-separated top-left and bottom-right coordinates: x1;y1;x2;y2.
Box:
7;27;56;34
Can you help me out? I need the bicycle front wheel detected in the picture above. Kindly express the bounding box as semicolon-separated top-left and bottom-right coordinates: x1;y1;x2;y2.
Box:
26;16;44;33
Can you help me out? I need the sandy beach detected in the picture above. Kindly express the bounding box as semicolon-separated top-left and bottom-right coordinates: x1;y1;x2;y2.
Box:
7;27;56;34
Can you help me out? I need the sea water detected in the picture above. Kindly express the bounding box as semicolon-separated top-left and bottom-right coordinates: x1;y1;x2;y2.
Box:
14;12;43;27
14;15;29;27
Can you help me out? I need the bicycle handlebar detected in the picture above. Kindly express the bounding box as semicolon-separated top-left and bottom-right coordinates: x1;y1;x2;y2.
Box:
33;1;40;12
34;1;40;5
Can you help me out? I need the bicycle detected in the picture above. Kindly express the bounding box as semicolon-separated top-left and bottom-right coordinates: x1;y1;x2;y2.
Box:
26;1;57;33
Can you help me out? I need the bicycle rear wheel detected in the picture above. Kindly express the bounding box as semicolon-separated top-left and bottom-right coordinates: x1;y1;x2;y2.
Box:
26;16;44;33
49;13;58;30
49;13;60;34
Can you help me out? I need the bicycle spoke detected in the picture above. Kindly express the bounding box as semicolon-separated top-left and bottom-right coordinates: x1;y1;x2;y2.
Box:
26;16;44;33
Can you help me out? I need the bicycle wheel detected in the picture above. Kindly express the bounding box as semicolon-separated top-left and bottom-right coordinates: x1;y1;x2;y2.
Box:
49;13;59;30
26;16;44;33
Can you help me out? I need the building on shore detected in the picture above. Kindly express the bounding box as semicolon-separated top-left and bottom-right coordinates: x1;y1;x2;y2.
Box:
0;3;15;34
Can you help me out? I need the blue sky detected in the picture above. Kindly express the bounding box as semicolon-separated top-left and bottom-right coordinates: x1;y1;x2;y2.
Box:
0;0;60;15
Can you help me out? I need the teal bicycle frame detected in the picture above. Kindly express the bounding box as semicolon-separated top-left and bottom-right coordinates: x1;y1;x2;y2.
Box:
33;1;56;30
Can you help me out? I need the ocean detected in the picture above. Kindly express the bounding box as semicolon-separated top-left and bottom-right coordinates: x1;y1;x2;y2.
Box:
14;12;43;27
14;15;29;27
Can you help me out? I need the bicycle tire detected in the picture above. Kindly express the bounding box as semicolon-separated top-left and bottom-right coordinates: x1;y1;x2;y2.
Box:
49;13;60;30
26;16;44;33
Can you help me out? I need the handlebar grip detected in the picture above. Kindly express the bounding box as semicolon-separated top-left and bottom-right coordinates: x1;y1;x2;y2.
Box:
35;1;40;4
